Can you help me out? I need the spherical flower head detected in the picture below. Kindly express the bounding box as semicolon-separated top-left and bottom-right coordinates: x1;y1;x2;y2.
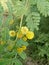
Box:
21;26;28;34
22;45;26;50
17;48;23;53
23;36;27;41
17;32;23;39
26;31;34;39
9;30;16;37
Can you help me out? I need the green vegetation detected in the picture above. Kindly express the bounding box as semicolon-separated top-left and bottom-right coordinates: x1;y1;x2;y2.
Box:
0;0;49;65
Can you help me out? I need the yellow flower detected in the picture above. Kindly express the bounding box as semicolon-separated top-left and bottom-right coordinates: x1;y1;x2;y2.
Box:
9;30;16;37
22;46;27;50
26;31;34;39
21;26;28;34
9;20;14;25
23;36;27;41
17;32;23;39
17;48;23;53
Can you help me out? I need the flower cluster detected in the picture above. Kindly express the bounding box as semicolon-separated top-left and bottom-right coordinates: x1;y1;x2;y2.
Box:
17;45;26;53
9;26;34;53
9;26;34;40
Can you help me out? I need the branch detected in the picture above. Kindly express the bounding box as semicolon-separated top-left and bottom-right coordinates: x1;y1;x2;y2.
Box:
20;15;23;28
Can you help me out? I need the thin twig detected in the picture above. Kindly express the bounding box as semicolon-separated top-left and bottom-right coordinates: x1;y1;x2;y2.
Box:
20;15;23;28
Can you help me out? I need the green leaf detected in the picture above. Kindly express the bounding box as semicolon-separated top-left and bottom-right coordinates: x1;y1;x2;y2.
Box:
0;58;12;65
1;27;9;41
0;45;4;53
13;1;27;17
26;12;40;31
0;4;4;13
16;39;29;47
5;15;13;26
3;51;17;58
0;4;3;26
0;15;3;26
7;0;13;13
12;58;22;65
29;0;37;5
19;52;27;60
37;0;49;17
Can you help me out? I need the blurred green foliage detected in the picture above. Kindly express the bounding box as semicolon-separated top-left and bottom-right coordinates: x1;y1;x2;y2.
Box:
0;0;49;65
